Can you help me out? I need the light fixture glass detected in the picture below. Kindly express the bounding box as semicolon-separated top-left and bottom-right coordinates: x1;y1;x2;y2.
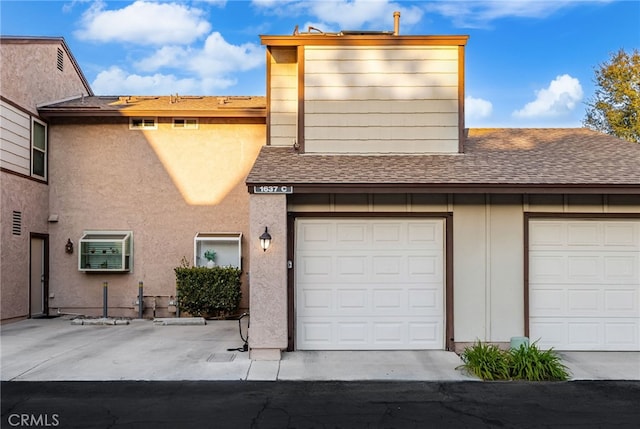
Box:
259;227;272;252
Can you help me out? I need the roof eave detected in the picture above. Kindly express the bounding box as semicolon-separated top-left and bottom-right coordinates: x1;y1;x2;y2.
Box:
260;34;469;47
38;108;267;119
246;182;640;195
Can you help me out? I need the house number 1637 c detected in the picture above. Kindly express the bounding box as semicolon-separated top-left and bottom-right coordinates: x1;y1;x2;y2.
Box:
253;186;293;194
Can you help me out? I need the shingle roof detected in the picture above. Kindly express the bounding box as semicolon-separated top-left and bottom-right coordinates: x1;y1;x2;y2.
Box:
246;128;640;192
38;95;266;117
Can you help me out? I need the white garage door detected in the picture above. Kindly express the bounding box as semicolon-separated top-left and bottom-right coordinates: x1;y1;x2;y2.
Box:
529;219;640;351
295;218;445;350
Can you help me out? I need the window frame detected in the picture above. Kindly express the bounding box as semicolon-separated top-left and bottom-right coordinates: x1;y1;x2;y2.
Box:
129;117;158;130
31;117;47;180
173;118;198;129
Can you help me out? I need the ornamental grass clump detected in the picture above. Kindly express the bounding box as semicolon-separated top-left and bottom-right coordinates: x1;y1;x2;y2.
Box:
458;341;570;381
508;343;570;381
459;341;510;381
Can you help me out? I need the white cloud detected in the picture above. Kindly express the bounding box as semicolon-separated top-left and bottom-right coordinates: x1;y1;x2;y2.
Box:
427;0;611;28
253;0;422;32
75;1;211;45
91;66;204;95
512;74;583;119
465;95;493;120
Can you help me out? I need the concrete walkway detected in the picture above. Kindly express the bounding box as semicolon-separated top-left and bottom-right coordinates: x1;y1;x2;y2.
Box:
1;317;638;382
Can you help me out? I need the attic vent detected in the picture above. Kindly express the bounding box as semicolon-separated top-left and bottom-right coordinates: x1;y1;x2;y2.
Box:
12;211;22;235
57;48;64;72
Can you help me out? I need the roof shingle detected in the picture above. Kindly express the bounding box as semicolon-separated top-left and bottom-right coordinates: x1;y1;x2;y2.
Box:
246;128;640;191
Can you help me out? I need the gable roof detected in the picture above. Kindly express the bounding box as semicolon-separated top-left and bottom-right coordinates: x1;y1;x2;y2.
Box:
0;36;94;97
246;128;640;194
38;95;266;118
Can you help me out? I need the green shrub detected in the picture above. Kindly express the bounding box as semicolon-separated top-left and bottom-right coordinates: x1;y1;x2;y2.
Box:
458;340;570;381
508;343;570;381
459;341;511;380
174;265;242;318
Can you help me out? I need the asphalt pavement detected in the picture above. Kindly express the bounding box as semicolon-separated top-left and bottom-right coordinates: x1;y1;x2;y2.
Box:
2;380;640;428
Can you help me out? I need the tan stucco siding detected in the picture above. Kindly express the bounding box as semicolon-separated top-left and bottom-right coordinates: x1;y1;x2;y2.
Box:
46;118;265;317
0;42;90;112
303;46;459;153
0;172;49;321
249;194;288;359
269;47;298;147
0;101;31;175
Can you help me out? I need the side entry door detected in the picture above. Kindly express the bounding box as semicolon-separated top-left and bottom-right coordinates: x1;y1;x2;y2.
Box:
30;234;49;317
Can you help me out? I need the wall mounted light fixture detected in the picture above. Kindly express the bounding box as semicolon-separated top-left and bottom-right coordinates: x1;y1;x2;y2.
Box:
65;238;74;254
259;227;272;252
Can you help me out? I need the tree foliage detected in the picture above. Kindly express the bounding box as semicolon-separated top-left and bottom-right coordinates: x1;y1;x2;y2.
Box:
583;48;640;143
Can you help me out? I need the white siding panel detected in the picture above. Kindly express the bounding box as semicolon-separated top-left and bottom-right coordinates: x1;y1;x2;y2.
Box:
0;101;31;174
306;61;458;74
302;45;460;153
304;46;459;61
296;218;445;350
305;85;457;101
305;113;458;127
306;72;458;88
530;219;640;351
306;100;458;114
305;139;459;154
306;125;459;141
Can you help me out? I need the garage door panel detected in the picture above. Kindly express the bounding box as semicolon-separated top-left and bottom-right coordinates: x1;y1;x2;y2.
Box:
296;218;445;350
529;219;640;351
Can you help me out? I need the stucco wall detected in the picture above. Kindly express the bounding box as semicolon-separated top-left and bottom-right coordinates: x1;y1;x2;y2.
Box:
248;193;288;359
47;117;265;317
0;172;49;321
0;41;90;112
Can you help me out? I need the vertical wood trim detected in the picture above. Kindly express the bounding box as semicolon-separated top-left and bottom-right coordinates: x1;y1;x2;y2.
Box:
484;195;491;340
297;45;305;153
287;212;295;351
445;213;455;351
458;45;465;153
266;48;272;146
523;213;530;338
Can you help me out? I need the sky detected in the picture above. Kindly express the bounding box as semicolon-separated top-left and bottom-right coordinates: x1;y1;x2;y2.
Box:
1;0;638;128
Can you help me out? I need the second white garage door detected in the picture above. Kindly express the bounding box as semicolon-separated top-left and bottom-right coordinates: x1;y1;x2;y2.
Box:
295;218;445;350
529;219;640;351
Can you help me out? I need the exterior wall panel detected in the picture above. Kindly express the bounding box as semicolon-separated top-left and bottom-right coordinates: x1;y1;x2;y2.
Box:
268;47;297;147
303;46;460;154
46;118;265;316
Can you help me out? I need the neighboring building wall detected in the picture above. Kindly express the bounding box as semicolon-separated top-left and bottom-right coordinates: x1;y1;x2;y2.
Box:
0;173;49;321
282;192;640;352
304;46;460;153
269;47;298;147
0;39;90;110
46;117;265;317
1;38;92;322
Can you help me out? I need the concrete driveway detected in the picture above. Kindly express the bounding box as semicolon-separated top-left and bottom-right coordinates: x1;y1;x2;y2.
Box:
1;317;638;382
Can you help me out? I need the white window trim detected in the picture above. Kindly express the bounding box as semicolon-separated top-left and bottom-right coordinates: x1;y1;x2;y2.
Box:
31;117;47;180
173;118;198;129
129;117;157;130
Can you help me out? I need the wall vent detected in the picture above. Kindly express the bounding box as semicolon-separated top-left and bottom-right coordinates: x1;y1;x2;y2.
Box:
12;211;22;235
57;48;64;72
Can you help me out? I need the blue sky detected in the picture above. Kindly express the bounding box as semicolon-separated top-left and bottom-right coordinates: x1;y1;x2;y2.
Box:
1;0;638;127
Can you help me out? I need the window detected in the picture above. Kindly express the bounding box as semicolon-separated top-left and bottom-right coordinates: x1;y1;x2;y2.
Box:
173;118;198;129
194;233;242;268
79;231;133;272
129;117;157;130
31;118;47;180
